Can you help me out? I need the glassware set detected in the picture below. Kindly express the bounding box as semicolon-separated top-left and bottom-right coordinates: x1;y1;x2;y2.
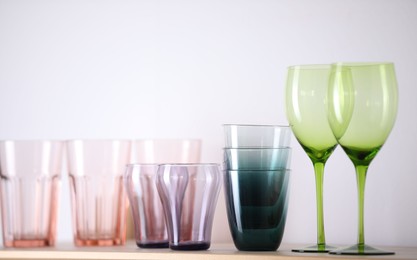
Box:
124;139;203;249
285;62;398;255
222;124;292;251
0;62;398;255
0;139;221;251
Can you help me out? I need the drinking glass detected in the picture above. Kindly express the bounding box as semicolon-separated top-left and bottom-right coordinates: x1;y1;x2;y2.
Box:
285;64;338;252
223;169;290;251
124;164;168;248
222;124;292;251
156;163;221;250
327;62;398;255
66;140;131;246
0;140;64;247
127;139;201;248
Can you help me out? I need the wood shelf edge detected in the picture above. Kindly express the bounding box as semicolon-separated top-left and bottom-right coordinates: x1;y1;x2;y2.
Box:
0;242;416;260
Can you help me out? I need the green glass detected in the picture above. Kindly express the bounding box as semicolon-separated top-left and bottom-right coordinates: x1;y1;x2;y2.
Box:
285;64;338;253
327;62;398;255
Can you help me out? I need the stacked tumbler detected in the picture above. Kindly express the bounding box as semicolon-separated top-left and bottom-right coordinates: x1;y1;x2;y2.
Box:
222;124;292;251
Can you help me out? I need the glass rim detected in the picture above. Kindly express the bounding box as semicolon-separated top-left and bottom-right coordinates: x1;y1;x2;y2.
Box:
126;163;160;167
287;64;330;70
0;139;65;143
66;139;132;143
223;147;291;150
158;163;220;167
222;124;290;128
331;61;394;67
133;138;202;142
224;169;291;172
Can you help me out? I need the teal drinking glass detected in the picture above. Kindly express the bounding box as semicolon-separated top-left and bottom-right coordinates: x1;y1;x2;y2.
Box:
327;62;398;255
224;169;290;251
285;64;338;253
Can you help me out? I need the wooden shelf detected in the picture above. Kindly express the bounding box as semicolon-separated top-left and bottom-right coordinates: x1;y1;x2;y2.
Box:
0;241;416;260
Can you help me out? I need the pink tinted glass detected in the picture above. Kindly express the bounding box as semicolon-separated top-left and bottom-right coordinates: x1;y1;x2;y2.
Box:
66;140;131;246
156;163;221;250
127;139;201;248
0;140;64;247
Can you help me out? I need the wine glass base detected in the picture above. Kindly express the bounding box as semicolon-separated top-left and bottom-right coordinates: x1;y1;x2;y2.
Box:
292;244;337;253
329;244;395;255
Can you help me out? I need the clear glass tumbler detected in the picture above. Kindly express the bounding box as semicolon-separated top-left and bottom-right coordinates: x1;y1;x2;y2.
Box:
66;140;131;246
0;140;65;247
156;163;221;250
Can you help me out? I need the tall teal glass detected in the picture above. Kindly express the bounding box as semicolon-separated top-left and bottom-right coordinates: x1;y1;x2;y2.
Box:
222;124;291;251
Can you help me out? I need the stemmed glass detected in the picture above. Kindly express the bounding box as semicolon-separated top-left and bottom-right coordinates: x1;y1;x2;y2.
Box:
285;64;338;253
327;62;398;255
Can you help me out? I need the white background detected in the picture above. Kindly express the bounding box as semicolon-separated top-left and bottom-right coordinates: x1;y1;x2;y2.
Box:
1;0;416;248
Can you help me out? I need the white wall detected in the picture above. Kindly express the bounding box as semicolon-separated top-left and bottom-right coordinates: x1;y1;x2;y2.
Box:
0;0;416;247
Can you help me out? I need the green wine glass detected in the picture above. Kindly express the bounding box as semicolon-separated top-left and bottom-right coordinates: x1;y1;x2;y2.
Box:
327;62;398;255
285;64;338;253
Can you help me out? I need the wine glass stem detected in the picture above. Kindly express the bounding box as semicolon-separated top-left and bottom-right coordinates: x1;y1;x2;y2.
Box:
314;162;326;246
355;165;368;247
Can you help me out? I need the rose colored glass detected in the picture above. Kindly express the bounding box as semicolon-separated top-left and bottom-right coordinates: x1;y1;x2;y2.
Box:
0;140;64;247
66;140;131;246
126;139;201;248
156;163;221;251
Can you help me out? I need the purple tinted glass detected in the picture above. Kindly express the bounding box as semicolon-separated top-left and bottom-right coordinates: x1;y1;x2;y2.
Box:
156;163;221;250
124;164;168;248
